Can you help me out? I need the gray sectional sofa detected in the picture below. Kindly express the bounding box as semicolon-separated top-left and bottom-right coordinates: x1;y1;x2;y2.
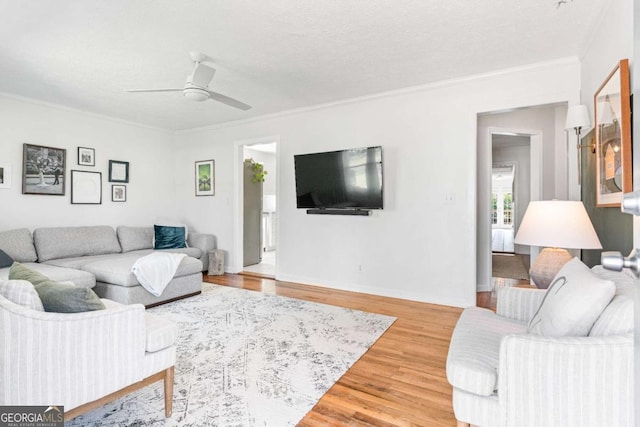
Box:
0;226;215;306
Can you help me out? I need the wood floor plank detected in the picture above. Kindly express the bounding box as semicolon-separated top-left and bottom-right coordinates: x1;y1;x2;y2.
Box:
204;273;463;426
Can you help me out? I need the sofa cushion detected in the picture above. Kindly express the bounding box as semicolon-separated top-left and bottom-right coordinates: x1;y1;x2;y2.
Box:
145;312;178;352
81;254;203;287
446;307;528;396
0;279;45;311
9;262;105;313
0;228;38;263
117;226;154;253
529;258;615;337
33;226;122;262
589;295;633;337
154;225;187;250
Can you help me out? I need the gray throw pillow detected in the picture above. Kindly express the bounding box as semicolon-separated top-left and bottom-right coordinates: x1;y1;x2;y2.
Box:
9;262;105;313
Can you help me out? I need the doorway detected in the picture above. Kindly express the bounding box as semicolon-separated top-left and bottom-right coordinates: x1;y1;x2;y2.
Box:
241;141;277;278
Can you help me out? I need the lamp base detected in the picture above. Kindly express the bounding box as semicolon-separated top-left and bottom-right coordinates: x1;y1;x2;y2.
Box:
529;248;573;289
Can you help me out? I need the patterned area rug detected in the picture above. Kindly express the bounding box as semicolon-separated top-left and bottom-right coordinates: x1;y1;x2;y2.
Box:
67;283;396;426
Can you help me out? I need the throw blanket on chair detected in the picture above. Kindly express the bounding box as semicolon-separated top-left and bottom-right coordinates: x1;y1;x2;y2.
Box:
131;252;187;296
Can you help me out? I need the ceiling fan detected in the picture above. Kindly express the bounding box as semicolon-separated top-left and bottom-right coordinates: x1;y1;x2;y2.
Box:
126;52;251;110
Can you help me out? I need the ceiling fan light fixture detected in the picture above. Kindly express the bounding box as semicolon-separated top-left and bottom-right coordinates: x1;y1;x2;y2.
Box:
183;87;209;102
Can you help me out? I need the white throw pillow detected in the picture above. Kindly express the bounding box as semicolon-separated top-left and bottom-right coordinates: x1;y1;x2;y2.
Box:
0;279;45;311
528;258;615;337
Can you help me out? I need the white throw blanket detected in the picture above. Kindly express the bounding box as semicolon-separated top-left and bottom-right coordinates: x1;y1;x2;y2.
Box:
131;252;187;297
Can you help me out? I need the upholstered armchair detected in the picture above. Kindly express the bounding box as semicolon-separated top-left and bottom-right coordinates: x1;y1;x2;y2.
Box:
446;264;634;427
0;288;177;421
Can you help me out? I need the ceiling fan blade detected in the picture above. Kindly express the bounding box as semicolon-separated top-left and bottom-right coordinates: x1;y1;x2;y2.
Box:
207;90;251;110
189;63;216;88
125;88;183;93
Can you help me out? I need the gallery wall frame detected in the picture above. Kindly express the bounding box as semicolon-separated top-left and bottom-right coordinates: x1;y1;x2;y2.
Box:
71;170;102;204
109;160;129;183
112;184;126;202
78;147;95;166
22;143;66;196
595;58;632;207
195;159;215;196
0;163;11;189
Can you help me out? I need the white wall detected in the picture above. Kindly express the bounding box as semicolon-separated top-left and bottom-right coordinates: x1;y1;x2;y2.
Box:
0;95;176;231
174;59;580;308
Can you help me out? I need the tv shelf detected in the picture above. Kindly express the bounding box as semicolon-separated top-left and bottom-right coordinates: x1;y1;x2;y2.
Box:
306;209;371;216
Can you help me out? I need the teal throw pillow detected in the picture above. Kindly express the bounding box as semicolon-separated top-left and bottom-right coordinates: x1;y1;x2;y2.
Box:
0;250;14;269
9;262;105;313
154;225;187;249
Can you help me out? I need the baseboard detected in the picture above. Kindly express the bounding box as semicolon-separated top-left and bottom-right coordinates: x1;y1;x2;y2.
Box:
276;273;473;308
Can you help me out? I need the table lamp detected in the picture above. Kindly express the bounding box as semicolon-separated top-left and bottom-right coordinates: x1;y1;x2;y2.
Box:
514;200;602;288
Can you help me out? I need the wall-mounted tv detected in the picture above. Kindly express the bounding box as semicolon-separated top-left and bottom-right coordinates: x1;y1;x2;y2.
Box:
294;146;383;211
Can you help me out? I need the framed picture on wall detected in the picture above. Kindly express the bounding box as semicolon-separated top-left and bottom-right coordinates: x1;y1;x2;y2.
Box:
71;170;102;204
112;184;126;202
78;147;95;166
595;59;632;207
195;159;215;196
22;143;66;196
109;160;129;183
0;163;11;189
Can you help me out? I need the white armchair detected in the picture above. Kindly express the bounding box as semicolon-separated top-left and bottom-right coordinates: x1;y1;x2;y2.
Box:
0;292;177;420
447;286;633;427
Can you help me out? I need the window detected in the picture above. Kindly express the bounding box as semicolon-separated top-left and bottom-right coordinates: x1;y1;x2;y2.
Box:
503;193;513;225
491;193;498;224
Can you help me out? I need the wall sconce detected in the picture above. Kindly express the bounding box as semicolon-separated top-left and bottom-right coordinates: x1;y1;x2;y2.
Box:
565;105;593;184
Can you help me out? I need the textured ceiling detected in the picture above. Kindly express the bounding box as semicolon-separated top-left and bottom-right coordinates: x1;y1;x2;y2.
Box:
0;0;607;131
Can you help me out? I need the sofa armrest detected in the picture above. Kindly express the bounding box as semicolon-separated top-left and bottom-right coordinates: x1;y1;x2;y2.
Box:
498;333;633;427
187;232;216;271
0;296;147;411
496;287;546;322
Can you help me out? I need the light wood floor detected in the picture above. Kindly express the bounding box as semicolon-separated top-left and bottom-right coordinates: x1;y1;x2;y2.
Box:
204;274;531;426
205;273;463;426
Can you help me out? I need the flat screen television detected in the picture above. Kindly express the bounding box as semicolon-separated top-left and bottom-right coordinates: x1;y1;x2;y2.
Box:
294;146;383;210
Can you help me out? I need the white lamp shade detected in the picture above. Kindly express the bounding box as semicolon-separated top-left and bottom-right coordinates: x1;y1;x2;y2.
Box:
514;200;602;249
565;105;590;130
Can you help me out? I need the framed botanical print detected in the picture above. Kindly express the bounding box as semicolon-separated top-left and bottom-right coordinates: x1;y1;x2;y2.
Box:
22;143;66;196
195;159;215;196
594;59;632;207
